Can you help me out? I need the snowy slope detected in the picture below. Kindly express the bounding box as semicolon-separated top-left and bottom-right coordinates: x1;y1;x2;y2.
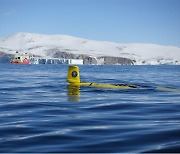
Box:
0;32;180;65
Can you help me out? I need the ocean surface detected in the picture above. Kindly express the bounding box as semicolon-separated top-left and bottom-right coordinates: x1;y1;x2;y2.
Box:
0;64;180;153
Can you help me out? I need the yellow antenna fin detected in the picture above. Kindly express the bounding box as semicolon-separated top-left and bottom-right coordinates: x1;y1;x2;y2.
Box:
67;65;80;83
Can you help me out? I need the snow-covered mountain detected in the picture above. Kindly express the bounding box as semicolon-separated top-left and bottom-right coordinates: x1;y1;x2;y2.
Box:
0;32;180;65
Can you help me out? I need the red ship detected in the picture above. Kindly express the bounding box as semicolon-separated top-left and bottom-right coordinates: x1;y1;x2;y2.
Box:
10;51;30;64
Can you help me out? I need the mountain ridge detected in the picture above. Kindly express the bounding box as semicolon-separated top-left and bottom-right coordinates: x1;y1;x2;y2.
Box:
0;32;180;65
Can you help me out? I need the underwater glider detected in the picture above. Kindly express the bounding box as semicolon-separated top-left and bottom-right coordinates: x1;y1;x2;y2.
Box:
67;65;138;89
66;65;180;93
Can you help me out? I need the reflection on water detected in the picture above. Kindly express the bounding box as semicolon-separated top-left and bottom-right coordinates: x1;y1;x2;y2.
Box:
67;84;80;102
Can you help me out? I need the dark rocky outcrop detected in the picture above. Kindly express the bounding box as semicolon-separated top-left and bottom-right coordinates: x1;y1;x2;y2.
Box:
0;51;14;63
97;56;134;65
0;51;14;58
49;50;98;64
46;49;134;65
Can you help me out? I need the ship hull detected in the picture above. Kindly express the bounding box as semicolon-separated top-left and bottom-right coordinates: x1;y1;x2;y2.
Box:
10;59;30;64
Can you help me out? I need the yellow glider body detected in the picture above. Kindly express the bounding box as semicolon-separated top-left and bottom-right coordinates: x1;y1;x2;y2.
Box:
70;82;136;89
66;65;180;93
67;65;137;89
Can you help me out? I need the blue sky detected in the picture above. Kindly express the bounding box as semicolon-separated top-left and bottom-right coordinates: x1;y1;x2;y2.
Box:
0;0;180;46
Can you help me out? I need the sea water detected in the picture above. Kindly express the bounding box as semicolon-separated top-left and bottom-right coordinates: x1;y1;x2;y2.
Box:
0;64;180;153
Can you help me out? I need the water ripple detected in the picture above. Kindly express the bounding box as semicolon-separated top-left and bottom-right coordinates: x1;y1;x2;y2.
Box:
0;65;180;152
